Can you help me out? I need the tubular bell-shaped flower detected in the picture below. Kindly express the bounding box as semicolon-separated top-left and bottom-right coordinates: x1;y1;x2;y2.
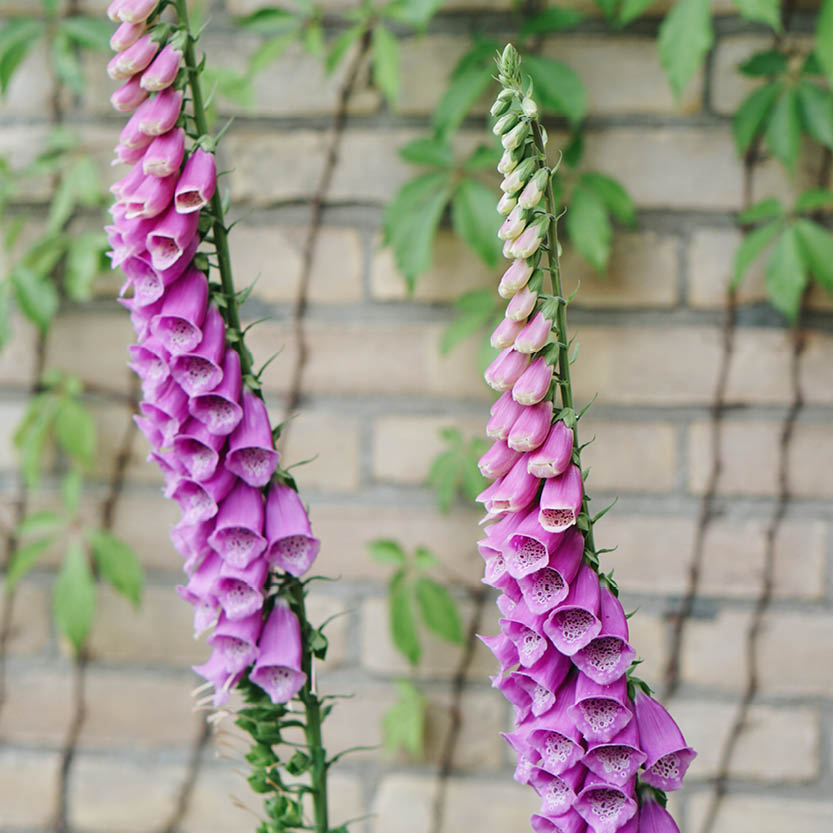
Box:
249;602;307;704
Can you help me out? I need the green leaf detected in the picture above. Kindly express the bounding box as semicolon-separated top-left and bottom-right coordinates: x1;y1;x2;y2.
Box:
0;19;44;95
61;467;83;516
523;55;586;126
451;178;502;267
65;231;106;301
739;49;787;77
5;536;55;590
11;266;59;332
658;0;714;98
236;8;298;33
562;133;585;169
382;679;425;757
427;427;487;511
383;0;445;28
463;144;501;172
14;392;59;489
382;172;453;290
52;32;85;96
17;510;64;537
389;569;420;666
88;529;144;608
59;16;112;50
566;185;612;271
733;82;781;153
398;136;453;168
55;397;96;469
413;546;439;570
368;539;407;566
765;87;801;171
53;539;96;654
737;196;783;223
732;220;780;288
796;81;833;149
579;172;636;226
440;289;497;355
0;281;10;352
817;0;833;90
248;32;296;76
520;7;584;36
733;0;781;29
372;24;399;108
794;188;833;213
433;56;493;138
619;0;657;25
325;24;363;75
765;225;807;320
414;576;463;644
794;218;833;292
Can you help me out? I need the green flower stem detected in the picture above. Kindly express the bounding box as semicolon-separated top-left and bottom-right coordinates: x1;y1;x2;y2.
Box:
175;3;330;830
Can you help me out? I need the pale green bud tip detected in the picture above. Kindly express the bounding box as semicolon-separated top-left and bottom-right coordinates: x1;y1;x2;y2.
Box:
498;44;521;83
521;97;538;119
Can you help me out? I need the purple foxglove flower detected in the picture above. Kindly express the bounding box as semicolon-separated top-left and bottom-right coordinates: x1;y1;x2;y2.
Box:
110;20;145;51
530;763;585;819
500;599;548;668
493;672;534;726
265;483;321;576
142;127;185;177
508;399;553;453
633;690;696;791
150;267;208;354
503;506;562;579
139;375;189;444
486;391;525;441
176;549;222;635
215;556;269;621
581;719;646;787
513;645;572;718
129;337;169;391
638;794;680;833
171;464;236;524
147;447;185;497
476;455;540;515
133;414;164;452
497;192;517;216
573;588;637;686
117;0;158;23
496;591;518;618
121;237;197;309
478;631;519;669
539;464;583;532
515;311;552;354
513;357;552;406
490;316;525;350
501;730;536;784
498;205;528;241
110;74;148;112
208;481;267;569
528;421;574;478
520;678;585;775
568;674;633;744
250;601;307;704
188;349;244;436
208;610;262;674
225;391;280;487
175;148;217;214
479;509;524;555
141;44;182;92
499;258;534;299
119;294;161;341
146;202;199;271
478;439;521;480
171;519;214;571
574;776;637;833
506;285;538;321
516;527;584;615
111;161;146;202
119;110;155;150
135;88;183;136
192;649;244;707
172;418;225;481
518;168;549;210
112;142;146;166
482;552;522;600
484;347;531;392
511;217;548;259
110;33;157;80
123;171;177;219
544;565;602;656
529;809;586;833
169;305;226;396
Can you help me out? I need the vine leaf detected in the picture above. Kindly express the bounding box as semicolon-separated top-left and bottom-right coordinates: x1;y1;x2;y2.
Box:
0;18;44;95
567;185;612;272
733;0;781;30
733;82;781;153
732;220;781;289
88;529;144;608
658;0;714;98
433;42;495;137
389;569;421;666
765;86;801;171
451;178;502;267
579;172;636;226
795;81;833;149
382;679;426;757
368;539;407;566
520;7;584;36
55;396;96;470
523;55;586;126
5;536;56;591
794;218;833;293
427;427;487;511
53;539;96;655
817;0;833;89
415;576;463;644
440;289;498;355
765;225;807;321
372;23;400;108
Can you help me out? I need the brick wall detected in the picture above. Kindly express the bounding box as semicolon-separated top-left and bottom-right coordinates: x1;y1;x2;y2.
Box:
1;1;832;832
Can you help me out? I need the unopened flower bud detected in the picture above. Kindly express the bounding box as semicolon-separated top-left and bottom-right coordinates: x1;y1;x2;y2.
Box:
498;205;528;242
497;193;517;216
498;259;533;299
497;146;524;176
506;285;538;321
514;311;552;354
110;75;148;112
500;157;537;195
518;168;549;209
492;112;519;137
141;44;182;92
490;317;524;350
490;97;511;118
510;216;548;259
111;20;145;52
118;0;158;23
521;97;538;119
501;119;530;151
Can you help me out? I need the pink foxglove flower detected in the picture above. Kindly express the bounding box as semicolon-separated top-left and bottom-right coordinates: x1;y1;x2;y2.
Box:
539;464;583;532
249;602;307;704
110;74;148;111
117;0;159;24
111;20;146;51
175;148;217;213
637;793;681;833
225;392;281;487
143;128;186;177
141;44;182;91
527;421;573;478
265;483;321;576
135;87;183;136
499;258;534;298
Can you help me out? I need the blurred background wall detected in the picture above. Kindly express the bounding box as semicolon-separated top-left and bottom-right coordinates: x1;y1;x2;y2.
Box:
1;1;832;832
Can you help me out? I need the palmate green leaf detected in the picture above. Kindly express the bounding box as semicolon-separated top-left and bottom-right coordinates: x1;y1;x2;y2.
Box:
427;427;487;511
433;49;494;138
795;81;833;149
733;82;781;153
737;196;783;224
248;32;297;76
794;188;833;214
765;86;801;171
451;178;502;268
619;0;657;25
765;225;807;321
53;31;85;96
389;569;420;666
566;185;612;271
60;17;112;51
817;0;833;90
18;510;64;537
440;289;498;355
372;24;399;108
398;136;453;168
11;266;59;332
382;679;426;757
0;19;44;95
14;392;59;489
733;0;781;30
523;55;586;126
383;0;445;28
732;220;780;288
415;576;463;644
464;144;501;172
519;7;584;36
88;529;144;608
65;231;107;301
413;546;439;570
368;538;407;566
6;536;56;591
325;24;363;75
658;0;714;98
382;172;454;290
579;172;636;226
55;396;96;469
53;539;96;655
739;49;787;77
794;218;833;292
236;7;298;33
